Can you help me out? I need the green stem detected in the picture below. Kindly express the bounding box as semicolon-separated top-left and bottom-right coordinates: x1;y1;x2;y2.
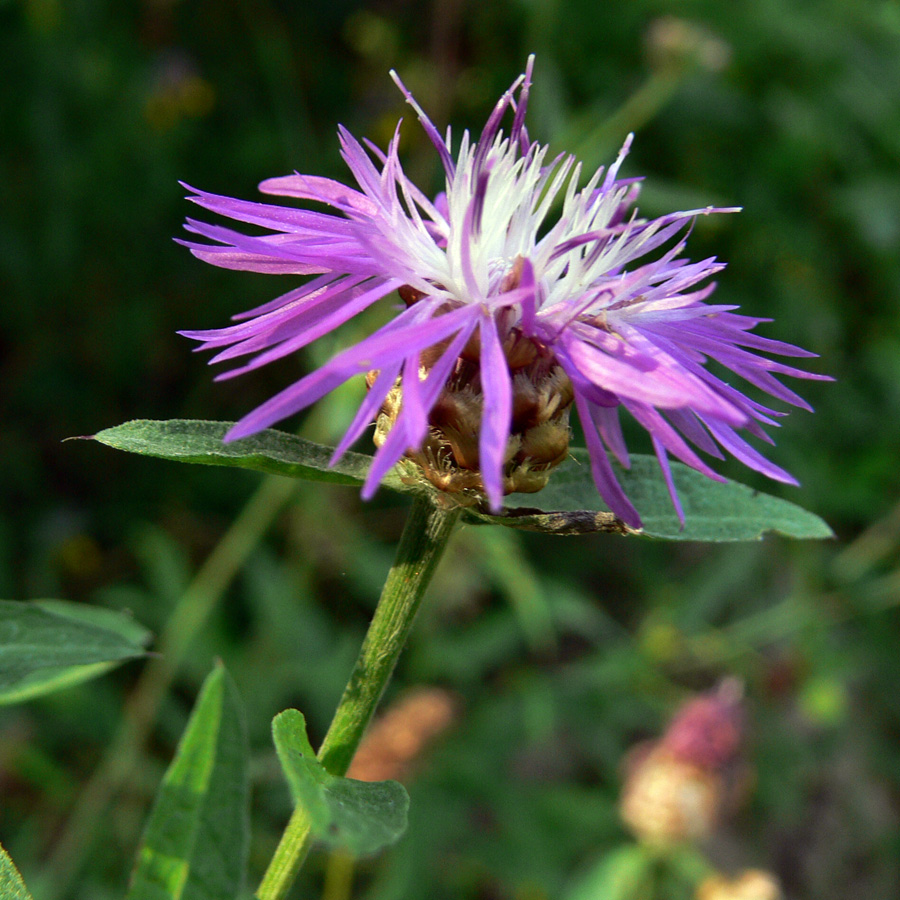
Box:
257;495;461;900
553;69;683;174
321;850;356;900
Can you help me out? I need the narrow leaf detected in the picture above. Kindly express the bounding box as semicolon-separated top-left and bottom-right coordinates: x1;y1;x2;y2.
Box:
564;844;655;900
88;419;377;487
272;709;409;857
127;662;249;900
470;450;834;541
0;600;150;705
0;843;34;900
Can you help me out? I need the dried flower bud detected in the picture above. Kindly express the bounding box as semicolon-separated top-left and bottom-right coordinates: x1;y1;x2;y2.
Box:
695;870;783;900
620;748;723;843
620;681;746;844
347;687;458;783
661;679;744;770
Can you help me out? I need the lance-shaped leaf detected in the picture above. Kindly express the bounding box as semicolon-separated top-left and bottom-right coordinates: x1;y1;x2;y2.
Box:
272;709;409;857
127;663;249;900
470;450;835;541
0;600;150;705
87;419;384;487
87;420;832;541
0;843;34;900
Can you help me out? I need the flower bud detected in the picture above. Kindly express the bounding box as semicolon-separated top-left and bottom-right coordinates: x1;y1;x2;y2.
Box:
661;678;744;770
372;315;574;505
347;687;458;783
620;681;745;844
620;748;723;844
695;870;783;900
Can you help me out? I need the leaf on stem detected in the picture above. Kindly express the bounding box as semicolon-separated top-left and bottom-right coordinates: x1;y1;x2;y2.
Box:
272;709;410;857
88;419;381;487
127;662;250;900
0;600;150;705
0;843;34;900
88;420;834;541
470;449;835;541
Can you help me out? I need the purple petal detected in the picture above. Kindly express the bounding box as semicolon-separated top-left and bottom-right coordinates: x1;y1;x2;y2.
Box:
389;71;456;178
229;273;337;322
588;403;630;467
226;303;472;440
177;240;328;275
604;322;747;424
510;54;535;153
225;365;351;441
331;361;402;463
573;391;641;528
418;316;480;407
258;174;378;216
181;275;365;347
557;325;744;423
665;408;724;459
703;418;799;485
183;218;379;275
183;184;361;236
337;126;390;201
478;314;513;511
361;319;478;496
400;352;427;444
652;436;685;527
361;424;415;499
622;399;724;482
212;278;400;378
518;257;538;333
474;72;526;171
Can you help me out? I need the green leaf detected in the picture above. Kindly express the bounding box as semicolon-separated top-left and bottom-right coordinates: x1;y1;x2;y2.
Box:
470;450;834;541
35;598;152;645
127;663;249;900
87;421;832;541
0;600;150;705
0;843;34;900
272;709;409;857
564;844;655;900
87;419;380;487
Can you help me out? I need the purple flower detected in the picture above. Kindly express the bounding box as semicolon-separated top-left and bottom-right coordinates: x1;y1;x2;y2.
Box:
180;57;827;528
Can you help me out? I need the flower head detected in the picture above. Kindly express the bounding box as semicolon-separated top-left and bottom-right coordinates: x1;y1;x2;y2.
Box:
180;57;826;527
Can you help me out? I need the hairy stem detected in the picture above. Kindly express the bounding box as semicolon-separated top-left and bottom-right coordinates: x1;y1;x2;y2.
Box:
257;495;460;900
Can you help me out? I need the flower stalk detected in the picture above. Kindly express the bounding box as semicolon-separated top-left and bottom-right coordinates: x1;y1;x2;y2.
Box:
257;494;461;900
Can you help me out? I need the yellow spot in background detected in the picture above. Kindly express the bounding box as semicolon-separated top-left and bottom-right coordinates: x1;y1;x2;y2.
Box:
25;0;62;34
145;74;215;132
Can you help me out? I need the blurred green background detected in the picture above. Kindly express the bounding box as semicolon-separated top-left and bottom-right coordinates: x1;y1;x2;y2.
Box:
2;0;900;898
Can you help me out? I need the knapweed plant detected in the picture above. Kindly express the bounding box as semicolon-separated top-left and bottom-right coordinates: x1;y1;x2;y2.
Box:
1;58;831;900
